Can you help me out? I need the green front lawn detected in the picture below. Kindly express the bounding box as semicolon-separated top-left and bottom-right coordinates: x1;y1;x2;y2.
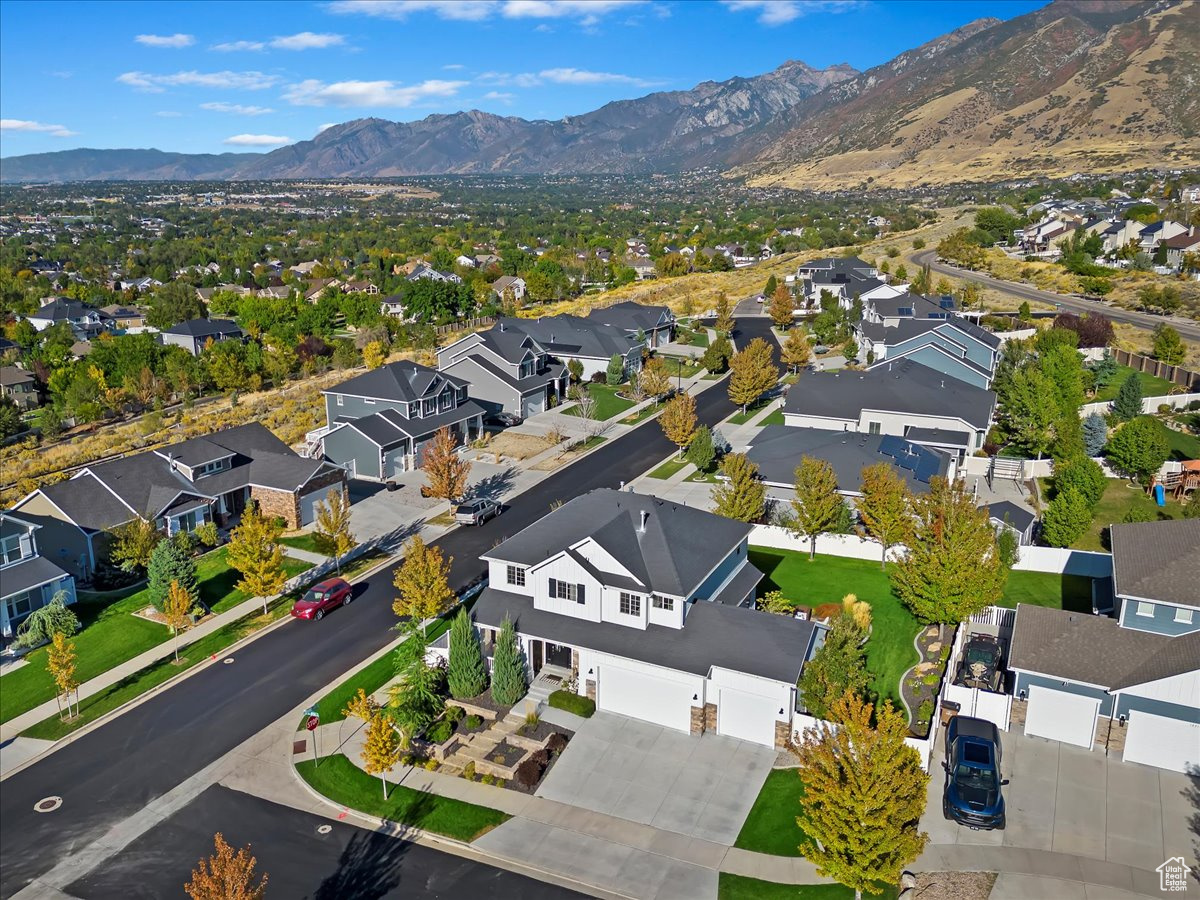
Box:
660;356;704;379
759;409;785;426
279;532;324;554
750;548;1092;706
674;327;710;348
296;754;509;842
720;874;897;900
563;383;636;421
726;401;772;425
734;768;811;857
0;547;310;724
620;403;662;425
1092;364;1175;402
648;457;689;479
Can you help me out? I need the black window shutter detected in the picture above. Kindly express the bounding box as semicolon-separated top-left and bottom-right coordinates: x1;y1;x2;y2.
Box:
577;583;585;603
549;577;557;597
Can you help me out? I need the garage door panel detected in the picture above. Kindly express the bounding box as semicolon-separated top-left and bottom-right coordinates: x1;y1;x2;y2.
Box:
522;393;544;418
717;688;778;747
598;663;692;733
1024;685;1099;749
299;489;330;526
1123;711;1200;773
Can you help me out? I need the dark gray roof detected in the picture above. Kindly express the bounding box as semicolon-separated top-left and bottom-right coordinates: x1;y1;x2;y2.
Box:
1009;604;1198;692
783;359;995;429
1008;604;1167;688
709;561;765;606
28;298;103;322
980;501;1037;534
339;400;485;447
746;426;949;494
160;436;234;468
493;315;639;361
0;366;35;387
473;586;816;683
39;471;138;531
1111;519;1200;608
485;488;752;598
457;353;565;394
870;292;959;319
861;316;1000;351
163;318;241;338
0;555;71;598
904;426;971;447
585;301;672;334
475;327;546;364
326;361;466;404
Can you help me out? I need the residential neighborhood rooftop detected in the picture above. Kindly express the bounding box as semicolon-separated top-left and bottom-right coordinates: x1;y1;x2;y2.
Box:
325;360;467;403
1110;518;1200;609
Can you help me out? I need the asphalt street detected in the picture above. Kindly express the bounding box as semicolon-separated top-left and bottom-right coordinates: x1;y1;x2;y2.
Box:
913;249;1200;343
66;784;588;900
0;315;776;899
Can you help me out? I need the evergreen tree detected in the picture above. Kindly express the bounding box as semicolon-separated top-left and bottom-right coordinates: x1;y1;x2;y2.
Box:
711;453;766;522
685;424;716;473
796;693;929;899
1082;412;1108;456
791;456;843;560
1112;372;1144;422
1041;486;1092;548
890;477;1007;640
447;607;488;700
700;335;733;374
389;622;444;743
605;353;625;386
147;535;198;612
490;615;527;706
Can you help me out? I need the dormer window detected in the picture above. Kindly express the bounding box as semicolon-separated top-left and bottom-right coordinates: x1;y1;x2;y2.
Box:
194;459;227;477
549;578;583;603
1;532;32;566
423;398;436;416
652;595;674;611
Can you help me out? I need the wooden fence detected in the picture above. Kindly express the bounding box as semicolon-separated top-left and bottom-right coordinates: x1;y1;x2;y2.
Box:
1111;348;1200;391
434;315;495;336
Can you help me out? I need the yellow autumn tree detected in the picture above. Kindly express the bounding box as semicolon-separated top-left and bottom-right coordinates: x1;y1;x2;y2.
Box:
393;535;455;627
659;390;697;457
185;832;268;900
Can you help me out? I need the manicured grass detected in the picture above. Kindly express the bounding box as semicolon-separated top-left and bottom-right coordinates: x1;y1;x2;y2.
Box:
620;403;662;425
750;549;916;707
759;408;785;426
720;874;897;900
563;384;635;421
568;435;607;452
1092;364;1175;402
279;532;324;554
726;402;771;425
0;547;310;725
1041;477;1184;551
661;356;704;379
674;327;710;348
684;467;720;483
1153;416;1200;461
734;768;811;857
750;548;1093;706
648;457;689;479
296;754;509;842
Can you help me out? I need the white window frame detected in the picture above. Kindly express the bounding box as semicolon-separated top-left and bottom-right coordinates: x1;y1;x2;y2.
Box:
619;592;641;616
506;565;526;587
1135;601;1155;618
363;397;376;405
1174;607;1194;625
652;594;674;611
549;578;580;603
336;394;344;406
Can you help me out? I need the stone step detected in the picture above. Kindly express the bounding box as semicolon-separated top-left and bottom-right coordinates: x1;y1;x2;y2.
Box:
439;762;464;777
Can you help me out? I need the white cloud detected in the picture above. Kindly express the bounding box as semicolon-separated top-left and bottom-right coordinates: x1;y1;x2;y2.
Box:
282;78;466;108
721;0;864;26
200;102;275;115
442;63;465;70
482;91;514;103
317;123;337;132
326;0;644;23
117;70;280;92
223;133;294;146
155;111;184;117
0;118;78;137
270;31;345;50
211;40;266;52
135;33;195;48
481;68;660;88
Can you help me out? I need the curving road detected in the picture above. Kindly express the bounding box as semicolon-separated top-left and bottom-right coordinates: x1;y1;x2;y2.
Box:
912;249;1200;343
0;317;775;900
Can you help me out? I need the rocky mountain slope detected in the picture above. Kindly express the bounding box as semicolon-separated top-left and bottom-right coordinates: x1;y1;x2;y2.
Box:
0;148;260;183
733;0;1200;189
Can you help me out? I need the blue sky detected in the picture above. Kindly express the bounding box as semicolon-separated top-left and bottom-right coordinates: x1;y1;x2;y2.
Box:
0;0;1048;157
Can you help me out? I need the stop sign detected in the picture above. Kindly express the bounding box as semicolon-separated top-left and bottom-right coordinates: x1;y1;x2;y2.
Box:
306;715;319;731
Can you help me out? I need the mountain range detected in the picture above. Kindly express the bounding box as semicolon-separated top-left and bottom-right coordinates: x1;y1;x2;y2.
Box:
3;0;1197;188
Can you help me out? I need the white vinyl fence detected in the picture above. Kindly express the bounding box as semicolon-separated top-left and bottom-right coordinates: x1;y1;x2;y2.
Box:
1079;392;1200;418
789;710;938;773
939;613;1013;733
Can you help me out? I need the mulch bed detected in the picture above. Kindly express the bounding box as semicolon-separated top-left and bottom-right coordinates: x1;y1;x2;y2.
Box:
901;625;950;738
514;718;560;742
457;690;511;718
485;739;523;767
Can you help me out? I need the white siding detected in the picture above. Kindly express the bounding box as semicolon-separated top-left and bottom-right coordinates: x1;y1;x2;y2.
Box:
486;558;534;597
1119;670;1200;708
647;593;684;629
581;650;704;732
600;586;648;630
1123;713;1200;773
572;537;639;583
530;552;603;622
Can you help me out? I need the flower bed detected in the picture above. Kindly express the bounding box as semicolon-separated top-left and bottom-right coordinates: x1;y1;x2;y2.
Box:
901;625;951;738
454;690;510;721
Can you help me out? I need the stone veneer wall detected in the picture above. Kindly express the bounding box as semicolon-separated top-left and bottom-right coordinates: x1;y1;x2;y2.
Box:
704;703;717;731
585;679;596;702
774;719;790;750
250;468;346;530
690;706;705;735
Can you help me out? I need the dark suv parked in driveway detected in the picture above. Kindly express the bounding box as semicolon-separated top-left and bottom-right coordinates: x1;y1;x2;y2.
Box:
943;715;1008;830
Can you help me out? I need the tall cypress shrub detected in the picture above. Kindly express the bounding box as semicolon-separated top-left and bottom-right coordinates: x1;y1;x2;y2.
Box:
490;615;527;707
447;607;488;700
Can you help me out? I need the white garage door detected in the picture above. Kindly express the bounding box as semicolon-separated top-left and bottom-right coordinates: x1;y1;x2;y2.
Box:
521;393;544;418
1123;712;1200;773
299;488;331;526
1024;685;1099;749
717;688;778;747
598;663;692;733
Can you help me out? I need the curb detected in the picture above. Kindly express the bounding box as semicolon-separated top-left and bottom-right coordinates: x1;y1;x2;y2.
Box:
0;551;402;782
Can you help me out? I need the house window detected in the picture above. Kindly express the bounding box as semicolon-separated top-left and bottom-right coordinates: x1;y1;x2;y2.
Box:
619;592;641;616
423;398;436;416
1;533;28;566
336;395;344;407
5;591;33;620
549;578;582;603
440;391;453;412
1135;601;1155;618
652;595;674;611
506;565;526;587
364;397;376;405
868;421;881;435
1174;607;1194;625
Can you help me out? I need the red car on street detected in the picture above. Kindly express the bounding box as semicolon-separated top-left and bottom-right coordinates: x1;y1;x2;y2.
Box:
290;577;353;621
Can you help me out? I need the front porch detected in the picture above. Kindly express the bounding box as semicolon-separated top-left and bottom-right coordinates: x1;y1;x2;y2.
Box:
1;567;77;639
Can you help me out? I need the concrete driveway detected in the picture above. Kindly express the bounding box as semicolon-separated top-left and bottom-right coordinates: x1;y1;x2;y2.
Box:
535;711;777;844
922;726;1195;875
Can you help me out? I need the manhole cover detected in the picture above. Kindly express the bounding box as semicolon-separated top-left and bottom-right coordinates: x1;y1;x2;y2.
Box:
35;796;62;813
223;658;234;664
317;825;332;835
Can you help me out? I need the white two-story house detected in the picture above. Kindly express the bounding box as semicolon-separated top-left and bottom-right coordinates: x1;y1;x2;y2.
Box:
470;489;825;749
1;511;78;639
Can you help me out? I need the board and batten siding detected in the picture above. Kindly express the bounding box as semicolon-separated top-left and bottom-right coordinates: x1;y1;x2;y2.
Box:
324;392;408;426
1013;670;1115;718
530;553;604;623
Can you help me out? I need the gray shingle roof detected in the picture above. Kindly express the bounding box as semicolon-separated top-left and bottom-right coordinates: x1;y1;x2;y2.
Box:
163;318;241;338
493;315;639;361
485;488;752;598
746;426;949;493
0;366;35;387
326;361;466;404
980;500;1036;534
1111;519;1200;608
456;353;564;393
338;400;485;447
904;426;971;447
585;301;672;334
473;586;816;683
0;555;71;598
783;359;995;429
39;471;137;531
